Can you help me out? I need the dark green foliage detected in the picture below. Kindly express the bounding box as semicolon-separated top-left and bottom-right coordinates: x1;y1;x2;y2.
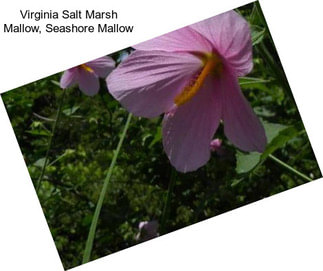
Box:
1;3;321;269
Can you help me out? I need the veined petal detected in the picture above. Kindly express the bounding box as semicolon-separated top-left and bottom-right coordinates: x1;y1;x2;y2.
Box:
133;26;213;53
107;50;202;118
60;68;77;89
86;56;115;78
76;69;100;96
190;10;253;76
218;69;266;152
162;77;221;173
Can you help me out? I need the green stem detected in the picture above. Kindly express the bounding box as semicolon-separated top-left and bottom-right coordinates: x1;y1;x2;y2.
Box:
160;169;177;234
269;154;312;182
82;113;132;264
36;90;66;193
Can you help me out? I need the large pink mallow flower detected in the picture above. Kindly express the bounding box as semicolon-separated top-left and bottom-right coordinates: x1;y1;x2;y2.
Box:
107;11;267;173
60;56;115;96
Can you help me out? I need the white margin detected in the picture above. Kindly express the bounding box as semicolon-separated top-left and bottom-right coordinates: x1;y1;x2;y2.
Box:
0;0;322;270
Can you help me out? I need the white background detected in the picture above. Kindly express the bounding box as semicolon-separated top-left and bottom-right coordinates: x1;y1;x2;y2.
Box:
0;0;323;270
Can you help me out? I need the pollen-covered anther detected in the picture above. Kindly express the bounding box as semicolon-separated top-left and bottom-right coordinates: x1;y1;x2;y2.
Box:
174;55;222;106
80;64;94;73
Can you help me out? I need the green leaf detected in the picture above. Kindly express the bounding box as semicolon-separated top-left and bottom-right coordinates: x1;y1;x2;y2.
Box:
251;26;266;46
34;157;46;168
239;76;271;86
261;125;300;160
236;152;261;174
50;80;61;87
63;105;80;116
253;107;276;117
235;122;302;174
263;122;287;143
26;129;51;136
239;76;272;93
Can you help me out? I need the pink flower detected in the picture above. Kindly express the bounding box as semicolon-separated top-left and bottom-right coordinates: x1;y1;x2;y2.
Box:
107;11;267;173
210;138;222;152
135;220;159;242
60;56;115;96
210;138;227;157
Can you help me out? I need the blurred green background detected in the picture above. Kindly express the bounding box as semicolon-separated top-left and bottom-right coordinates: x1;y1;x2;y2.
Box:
1;2;321;270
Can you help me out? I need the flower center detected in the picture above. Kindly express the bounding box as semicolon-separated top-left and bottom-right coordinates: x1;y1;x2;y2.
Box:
80;64;94;73
174;53;223;106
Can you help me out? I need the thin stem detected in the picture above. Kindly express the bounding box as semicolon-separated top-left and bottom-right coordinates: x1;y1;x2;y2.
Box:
269;154;312;182
82;113;132;264
160;169;177;235
36;90;66;193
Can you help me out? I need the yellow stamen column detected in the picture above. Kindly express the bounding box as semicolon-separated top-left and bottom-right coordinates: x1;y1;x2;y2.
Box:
174;54;222;106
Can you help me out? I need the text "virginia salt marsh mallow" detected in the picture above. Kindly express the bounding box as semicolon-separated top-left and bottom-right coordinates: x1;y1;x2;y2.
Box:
20;9;118;21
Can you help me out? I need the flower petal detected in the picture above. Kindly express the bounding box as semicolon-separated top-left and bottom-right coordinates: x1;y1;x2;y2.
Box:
133;26;213;53
218;69;266;152
76;69;100;96
190;10;253;76
162;77;221;173
60;68;77;89
107;50;202;118
86;56;115;78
